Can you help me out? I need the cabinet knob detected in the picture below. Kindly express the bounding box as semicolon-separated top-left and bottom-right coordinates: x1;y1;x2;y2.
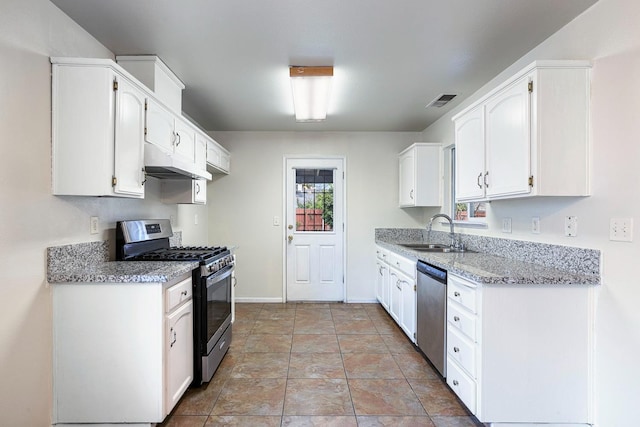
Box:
454;291;461;297
181;290;188;296
454;316;460;322
454;347;460;353
452;380;459;386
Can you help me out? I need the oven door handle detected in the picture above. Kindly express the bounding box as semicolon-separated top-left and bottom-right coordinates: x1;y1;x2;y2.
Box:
205;264;234;287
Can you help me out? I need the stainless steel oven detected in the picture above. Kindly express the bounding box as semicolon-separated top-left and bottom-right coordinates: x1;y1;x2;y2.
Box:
197;263;233;383
115;219;234;386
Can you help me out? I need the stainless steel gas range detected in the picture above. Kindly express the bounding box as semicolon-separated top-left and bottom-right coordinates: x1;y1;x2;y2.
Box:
116;219;233;386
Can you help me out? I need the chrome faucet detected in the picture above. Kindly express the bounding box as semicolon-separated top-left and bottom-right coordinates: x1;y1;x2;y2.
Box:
428;213;456;248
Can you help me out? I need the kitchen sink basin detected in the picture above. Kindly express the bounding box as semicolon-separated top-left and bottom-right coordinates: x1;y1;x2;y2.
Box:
398;243;474;253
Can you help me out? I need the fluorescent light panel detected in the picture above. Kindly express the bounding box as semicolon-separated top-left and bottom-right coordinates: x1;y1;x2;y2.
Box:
290;66;333;122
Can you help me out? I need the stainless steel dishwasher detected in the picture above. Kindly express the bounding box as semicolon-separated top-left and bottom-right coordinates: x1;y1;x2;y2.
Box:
416;260;447;377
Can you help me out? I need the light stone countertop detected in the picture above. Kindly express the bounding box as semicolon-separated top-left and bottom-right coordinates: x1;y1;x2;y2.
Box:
47;260;198;284
376;240;601;285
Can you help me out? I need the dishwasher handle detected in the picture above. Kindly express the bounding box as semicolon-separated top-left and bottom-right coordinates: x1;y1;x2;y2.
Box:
417;261;447;284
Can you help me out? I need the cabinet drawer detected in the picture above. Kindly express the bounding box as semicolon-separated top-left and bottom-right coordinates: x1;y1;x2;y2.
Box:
447;302;476;342
446;358;477;415
386;252;416;278
448;275;477;313
447;326;476;377
166;277;192;312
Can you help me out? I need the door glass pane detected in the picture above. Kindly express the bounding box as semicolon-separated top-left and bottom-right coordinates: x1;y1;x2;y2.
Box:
295;169;334;232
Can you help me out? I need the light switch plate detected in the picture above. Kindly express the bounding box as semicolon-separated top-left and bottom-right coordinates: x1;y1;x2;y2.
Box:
501;218;512;233
90;216;99;234
610;218;633;242
565;216;578;237
273;216;280;226
532;217;540;234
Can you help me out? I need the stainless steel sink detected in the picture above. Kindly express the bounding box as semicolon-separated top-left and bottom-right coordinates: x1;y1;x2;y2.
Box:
398;243;474;253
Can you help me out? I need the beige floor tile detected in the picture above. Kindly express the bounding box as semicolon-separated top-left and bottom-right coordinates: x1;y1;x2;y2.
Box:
408;379;470;416
283;378;354;416
282;415;358;426
348;379;426;416
372;319;404;335
342;353;404;379
205;415;282;426
294;319;336;334
214;351;245;380
174;374;227;415
257;309;297;320
331;308;370;321
334;319;378;335
160;415;208;427
291;334;340;353
337;334;388;353
229;333;249;353
211;378;286;415
232;319;257;335
231;352;290;378
295;303;332;310
380;333;416;353
357;415;436;426
252;318;295;334
430;416;484;427
262;303;298;310
288;352;346;378
244;334;293;353
393;352;440;380
295;308;333;322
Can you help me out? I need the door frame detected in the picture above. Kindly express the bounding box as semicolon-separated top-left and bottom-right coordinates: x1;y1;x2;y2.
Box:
282;155;347;303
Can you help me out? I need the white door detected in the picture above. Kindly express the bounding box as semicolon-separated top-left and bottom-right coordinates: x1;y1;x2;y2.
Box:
285;158;345;301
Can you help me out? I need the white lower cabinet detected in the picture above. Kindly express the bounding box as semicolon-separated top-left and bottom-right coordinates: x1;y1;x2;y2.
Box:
52;273;194;425
446;273;595;425
375;246;416;342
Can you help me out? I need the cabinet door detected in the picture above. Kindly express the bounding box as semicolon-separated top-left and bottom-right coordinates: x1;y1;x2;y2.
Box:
195;133;208;172
398;150;415;206
485;77;531;198
145;100;176;154
165;300;193;414
400;276;416;342
454;105;485;201
174;118;196;163
389;269;402;322
193;179;207;204
113;76;146;197
375;260;389;310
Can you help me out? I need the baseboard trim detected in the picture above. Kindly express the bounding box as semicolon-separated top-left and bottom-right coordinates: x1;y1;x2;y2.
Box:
235;297;284;303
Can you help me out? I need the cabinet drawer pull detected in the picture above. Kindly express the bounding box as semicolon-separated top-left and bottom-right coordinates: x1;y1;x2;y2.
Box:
453;379;459;386
477;173;482;189
181;290;188;296
454;347;460;353
410;189;414;200
454;316;460;322
454;291;461;297
170;327;177;348
484;171;489;188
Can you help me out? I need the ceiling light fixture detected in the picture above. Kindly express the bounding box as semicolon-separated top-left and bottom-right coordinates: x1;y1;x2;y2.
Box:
290;66;333;122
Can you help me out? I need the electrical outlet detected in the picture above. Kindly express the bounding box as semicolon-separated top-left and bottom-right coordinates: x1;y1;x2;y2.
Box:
610;218;633;242
565;216;578;237
532;217;540;234
90;216;99;234
501;217;512;233
273;216;280;226
194;214;198;225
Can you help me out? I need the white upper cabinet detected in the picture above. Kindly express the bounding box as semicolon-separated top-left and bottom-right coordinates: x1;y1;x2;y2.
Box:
173;116;196;163
452;60;591;202
145;99;176;154
206;138;231;174
398;143;442;207
52;59;146;198
454;105;485;201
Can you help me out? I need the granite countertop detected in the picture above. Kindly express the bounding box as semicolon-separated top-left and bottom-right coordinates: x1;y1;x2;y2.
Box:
47;261;198;284
376;240;601;285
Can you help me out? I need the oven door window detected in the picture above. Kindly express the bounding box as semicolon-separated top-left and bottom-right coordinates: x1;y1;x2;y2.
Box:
206;267;232;350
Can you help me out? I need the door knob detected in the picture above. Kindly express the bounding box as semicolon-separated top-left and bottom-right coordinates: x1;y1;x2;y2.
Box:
288;235;293;243
288;225;293;230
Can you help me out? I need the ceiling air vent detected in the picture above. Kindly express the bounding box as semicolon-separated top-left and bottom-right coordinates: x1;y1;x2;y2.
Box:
426;94;457;108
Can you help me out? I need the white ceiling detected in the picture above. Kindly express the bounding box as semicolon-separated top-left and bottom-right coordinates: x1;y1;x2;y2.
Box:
51;0;598;132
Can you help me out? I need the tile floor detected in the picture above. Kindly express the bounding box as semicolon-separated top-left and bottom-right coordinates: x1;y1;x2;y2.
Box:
161;303;484;427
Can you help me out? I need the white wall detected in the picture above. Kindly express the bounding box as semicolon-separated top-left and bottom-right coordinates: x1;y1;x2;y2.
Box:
420;0;640;425
207;132;437;302
0;1;180;425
